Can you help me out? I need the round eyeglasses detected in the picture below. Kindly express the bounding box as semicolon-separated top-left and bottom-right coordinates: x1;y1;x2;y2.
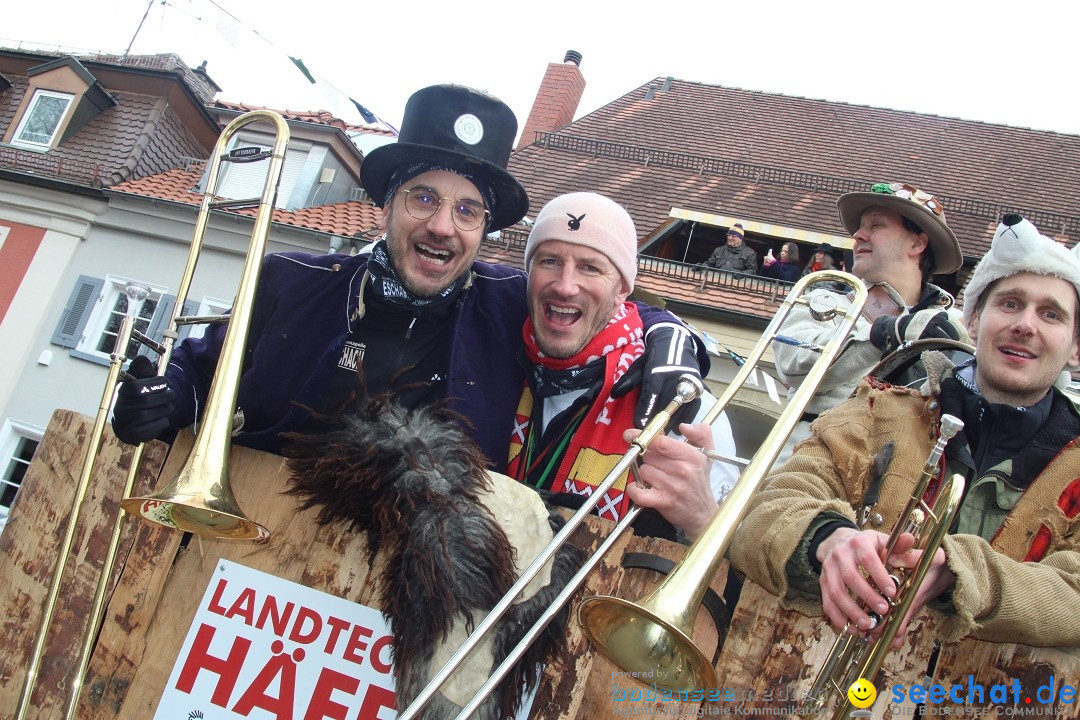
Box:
399;188;490;232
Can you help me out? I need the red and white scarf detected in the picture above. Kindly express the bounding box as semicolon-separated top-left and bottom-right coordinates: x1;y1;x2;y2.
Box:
507;303;645;521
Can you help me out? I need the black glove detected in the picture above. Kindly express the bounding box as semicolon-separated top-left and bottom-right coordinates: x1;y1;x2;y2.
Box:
612;325;703;430
111;355;176;444
869;309;963;355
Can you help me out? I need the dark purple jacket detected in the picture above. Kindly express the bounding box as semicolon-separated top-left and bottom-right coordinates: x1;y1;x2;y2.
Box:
166;250;704;466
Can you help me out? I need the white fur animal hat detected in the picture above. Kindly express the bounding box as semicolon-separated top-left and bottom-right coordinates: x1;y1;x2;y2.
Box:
962;213;1080;327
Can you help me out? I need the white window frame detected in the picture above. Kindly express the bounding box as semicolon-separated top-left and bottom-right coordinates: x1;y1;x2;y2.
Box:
183;296;233;340
74;275;169;363
217;133;309;210
11;89;74;150
0;418;45;535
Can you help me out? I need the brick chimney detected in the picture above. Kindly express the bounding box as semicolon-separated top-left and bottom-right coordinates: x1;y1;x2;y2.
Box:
518;50;586;148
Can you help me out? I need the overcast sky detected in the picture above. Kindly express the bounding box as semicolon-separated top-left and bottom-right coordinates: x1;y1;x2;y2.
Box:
4;0;1078;140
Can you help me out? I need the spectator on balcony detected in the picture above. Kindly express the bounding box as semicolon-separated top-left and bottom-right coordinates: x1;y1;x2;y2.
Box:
698;222;757;273
801;243;837;276
758;242;801;283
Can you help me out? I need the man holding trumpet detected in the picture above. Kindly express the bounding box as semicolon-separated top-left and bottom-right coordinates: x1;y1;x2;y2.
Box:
730;213;1080;648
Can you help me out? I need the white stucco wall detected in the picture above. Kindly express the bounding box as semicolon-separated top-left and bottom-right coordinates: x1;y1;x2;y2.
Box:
1;189;327;435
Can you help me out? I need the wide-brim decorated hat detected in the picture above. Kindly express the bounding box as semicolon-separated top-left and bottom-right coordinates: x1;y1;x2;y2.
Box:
360;84;529;232
836;182;963;275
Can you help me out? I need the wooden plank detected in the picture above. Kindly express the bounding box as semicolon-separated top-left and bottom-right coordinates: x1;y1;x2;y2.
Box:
0;409;168;719
711;580;935;718
81;430;381;718
933;639;1080;718
79;428;705;719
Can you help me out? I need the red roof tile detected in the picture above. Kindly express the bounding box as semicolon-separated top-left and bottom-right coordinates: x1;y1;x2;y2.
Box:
110;165;382;239
214;100;397;137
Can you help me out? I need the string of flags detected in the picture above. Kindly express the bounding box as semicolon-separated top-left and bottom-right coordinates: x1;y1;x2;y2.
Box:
196;0;398;133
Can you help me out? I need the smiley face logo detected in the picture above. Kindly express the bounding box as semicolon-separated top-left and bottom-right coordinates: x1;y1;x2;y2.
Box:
847;678;877;708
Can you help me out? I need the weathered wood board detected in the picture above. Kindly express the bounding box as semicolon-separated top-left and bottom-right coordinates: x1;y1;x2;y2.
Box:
711;578;1080;718
0;409;169;718
0;410;727;719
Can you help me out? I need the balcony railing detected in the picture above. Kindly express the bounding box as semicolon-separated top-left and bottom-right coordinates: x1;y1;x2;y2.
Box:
484;229;793;306
0;146;104;186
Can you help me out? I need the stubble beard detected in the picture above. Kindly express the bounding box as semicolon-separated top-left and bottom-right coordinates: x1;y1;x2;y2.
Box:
384;221;477;299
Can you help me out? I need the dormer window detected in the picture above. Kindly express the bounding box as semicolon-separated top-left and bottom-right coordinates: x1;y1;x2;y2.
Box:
11;89;74;149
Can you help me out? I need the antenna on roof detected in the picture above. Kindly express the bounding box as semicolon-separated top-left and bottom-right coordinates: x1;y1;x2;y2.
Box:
124;0;156;57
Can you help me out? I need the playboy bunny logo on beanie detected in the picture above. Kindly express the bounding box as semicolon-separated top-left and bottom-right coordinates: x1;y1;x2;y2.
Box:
525;193;639;286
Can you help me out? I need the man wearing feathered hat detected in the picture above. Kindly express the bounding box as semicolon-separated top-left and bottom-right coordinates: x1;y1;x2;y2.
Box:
772;181;971;464
111;85;706;466
730;213;1080;648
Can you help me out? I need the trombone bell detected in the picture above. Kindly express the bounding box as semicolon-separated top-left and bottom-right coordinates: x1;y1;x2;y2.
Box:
577;596;714;690
120;465;269;540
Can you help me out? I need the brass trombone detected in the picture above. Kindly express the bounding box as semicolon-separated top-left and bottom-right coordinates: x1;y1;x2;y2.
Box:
119;109;289;540
15;110;287;720
396;270;867;719
14;282;151;720
576;270;867;690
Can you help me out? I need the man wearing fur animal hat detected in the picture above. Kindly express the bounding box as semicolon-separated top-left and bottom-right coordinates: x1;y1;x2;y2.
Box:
730;213;1080;648
772;181;971;465
509;191;740;542
111;85;707;465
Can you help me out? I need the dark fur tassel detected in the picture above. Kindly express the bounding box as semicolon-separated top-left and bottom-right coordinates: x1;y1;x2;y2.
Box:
285;395;583;720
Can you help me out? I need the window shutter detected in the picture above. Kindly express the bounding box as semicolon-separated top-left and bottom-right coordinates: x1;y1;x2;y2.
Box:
51;275;103;348
146;294;176;353
176;298;201;342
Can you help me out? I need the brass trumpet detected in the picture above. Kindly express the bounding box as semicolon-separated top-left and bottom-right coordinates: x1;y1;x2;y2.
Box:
804;415;966;718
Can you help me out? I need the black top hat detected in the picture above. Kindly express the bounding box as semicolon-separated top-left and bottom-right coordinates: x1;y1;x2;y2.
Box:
360;84;529;232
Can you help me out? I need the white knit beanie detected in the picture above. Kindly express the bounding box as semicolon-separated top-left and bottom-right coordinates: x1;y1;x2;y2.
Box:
962;213;1080;327
524;192;638;287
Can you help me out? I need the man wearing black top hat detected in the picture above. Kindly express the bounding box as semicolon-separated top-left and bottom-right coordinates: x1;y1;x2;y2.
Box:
110;84;706;467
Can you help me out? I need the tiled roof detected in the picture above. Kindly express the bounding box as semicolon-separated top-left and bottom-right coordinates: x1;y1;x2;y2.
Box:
110;164;382;238
509;79;1080;269
0;49;216;187
214;100;397;138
